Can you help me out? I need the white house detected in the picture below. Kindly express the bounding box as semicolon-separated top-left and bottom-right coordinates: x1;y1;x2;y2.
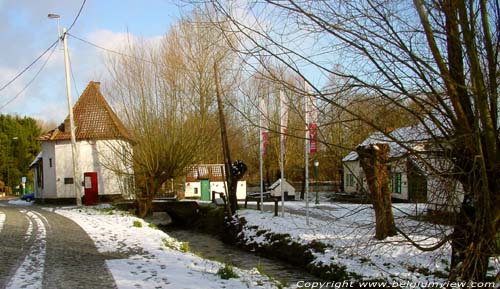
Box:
267;178;297;199
342;126;462;211
30;81;134;203
184;164;247;200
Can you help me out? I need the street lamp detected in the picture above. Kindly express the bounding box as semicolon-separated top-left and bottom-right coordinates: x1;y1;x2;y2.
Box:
48;13;82;206
8;137;18;195
314;160;319;205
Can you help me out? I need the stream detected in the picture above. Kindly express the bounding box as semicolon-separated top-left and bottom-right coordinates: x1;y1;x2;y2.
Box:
164;228;320;286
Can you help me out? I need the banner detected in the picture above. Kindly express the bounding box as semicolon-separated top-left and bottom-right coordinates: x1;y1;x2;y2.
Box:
280;90;289;150
259;96;269;156
305;81;318;154
309;123;318;153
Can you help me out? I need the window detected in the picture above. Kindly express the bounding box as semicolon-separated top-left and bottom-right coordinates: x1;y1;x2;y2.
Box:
390;173;402;194
345;174;354;187
49;158;53;168
64;178;74;184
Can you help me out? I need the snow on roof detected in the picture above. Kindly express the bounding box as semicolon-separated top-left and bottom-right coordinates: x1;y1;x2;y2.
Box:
29;152;42;168
342;126;428;162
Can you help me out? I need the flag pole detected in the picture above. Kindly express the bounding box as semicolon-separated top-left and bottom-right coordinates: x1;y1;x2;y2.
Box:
259;98;264;212
280;90;285;217
304;81;310;225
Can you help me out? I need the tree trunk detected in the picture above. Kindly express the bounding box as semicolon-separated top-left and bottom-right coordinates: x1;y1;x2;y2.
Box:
449;181;497;281
214;61;237;216
356;143;397;240
135;195;153;218
135;176;158;218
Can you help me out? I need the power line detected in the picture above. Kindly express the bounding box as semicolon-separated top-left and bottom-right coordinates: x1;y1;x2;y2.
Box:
67;49;80;97
68;32;250;75
68;33;157;65
67;0;87;33
0;0;86;97
0;42;60;111
0;39;59;94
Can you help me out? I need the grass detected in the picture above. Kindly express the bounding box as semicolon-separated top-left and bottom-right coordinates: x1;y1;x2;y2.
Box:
217;263;239;280
162;238;176;250
180;242;190;252
133;220;142;228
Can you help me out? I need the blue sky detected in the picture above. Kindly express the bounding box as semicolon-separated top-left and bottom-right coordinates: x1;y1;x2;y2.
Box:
0;0;187;123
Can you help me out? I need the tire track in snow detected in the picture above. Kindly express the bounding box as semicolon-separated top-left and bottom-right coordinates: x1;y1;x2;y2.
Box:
6;210;47;289
0;207;31;288
0;211;5;232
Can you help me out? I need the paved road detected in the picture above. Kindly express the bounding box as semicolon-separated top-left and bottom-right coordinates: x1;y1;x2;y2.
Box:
0;202;117;289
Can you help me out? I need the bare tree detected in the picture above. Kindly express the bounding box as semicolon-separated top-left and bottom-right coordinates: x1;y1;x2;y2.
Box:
106;37;201;217
193;0;499;282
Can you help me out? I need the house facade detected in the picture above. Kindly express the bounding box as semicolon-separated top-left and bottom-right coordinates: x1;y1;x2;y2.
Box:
184;164;246;200
342;126;464;211
30;81;134;203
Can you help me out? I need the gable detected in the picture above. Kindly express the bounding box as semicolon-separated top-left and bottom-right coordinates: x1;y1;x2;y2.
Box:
39;81;133;143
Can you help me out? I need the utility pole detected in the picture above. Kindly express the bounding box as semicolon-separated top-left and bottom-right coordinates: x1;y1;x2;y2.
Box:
214;61;234;216
62;28;82;206
50;13;81;206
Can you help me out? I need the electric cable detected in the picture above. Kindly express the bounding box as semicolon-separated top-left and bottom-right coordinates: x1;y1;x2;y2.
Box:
67;50;80;97
0;39;59;94
0;41;60;111
0;0;86;96
67;0;87;33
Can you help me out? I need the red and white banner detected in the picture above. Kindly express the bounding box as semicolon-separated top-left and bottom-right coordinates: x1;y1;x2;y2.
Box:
259;96;269;156
309;123;318;153
305;81;318;154
280;90;289;150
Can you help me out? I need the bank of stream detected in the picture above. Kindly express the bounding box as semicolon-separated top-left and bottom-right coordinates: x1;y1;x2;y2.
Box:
163;228;320;287
161;205;322;287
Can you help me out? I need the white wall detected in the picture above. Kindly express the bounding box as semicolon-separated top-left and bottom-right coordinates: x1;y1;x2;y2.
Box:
343;161;364;193
389;159;409;200
343;158;410;200
41;142;57;198
49;139;133;198
185;180;247;200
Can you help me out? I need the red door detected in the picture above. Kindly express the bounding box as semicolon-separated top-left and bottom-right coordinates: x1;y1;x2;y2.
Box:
83;172;99;206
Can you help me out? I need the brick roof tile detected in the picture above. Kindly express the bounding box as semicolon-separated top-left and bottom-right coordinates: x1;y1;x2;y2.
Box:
39;81;133;142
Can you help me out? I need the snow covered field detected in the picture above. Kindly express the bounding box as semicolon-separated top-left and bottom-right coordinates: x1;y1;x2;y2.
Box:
239;200;500;284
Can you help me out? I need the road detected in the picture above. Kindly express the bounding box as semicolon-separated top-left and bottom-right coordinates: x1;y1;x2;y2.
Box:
0;202;116;289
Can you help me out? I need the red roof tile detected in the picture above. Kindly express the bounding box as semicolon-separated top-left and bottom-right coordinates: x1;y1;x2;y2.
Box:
39;81;133;142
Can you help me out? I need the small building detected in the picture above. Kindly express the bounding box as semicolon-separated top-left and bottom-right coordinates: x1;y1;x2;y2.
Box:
184;164;246;201
267;178;296;199
342;126;463;211
30;81;135;203
342;127;428;202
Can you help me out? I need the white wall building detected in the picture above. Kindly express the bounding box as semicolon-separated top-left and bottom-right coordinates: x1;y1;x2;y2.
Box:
184;164;247;200
30;81;134;203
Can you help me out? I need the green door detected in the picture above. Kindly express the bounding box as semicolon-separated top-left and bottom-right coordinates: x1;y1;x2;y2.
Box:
200;179;211;201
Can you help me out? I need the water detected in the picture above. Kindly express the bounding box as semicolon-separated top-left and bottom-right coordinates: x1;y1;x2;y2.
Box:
164;228;320;286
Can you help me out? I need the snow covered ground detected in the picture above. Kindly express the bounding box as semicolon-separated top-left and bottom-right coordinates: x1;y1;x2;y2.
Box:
4;198;499;288
53;205;283;289
240;198;499;285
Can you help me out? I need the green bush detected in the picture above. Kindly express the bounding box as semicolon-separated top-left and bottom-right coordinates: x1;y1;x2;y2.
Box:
180;242;190;252
133;220;142;228
217;264;239;279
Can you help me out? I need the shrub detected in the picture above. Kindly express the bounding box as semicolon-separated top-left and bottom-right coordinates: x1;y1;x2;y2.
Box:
133;220;142;228
217;264;239;279
180;242;190;252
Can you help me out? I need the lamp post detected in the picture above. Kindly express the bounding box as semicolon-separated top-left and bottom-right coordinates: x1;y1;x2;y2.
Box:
314;160;319;205
8;137;19;195
48;13;82;206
